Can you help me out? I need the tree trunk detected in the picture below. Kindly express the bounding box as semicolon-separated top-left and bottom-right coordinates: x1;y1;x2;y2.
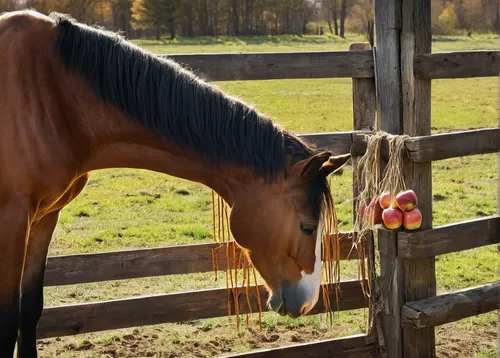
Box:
156;26;161;41
302;9;308;35
200;0;208;35
332;0;339;35
274;0;279;34
169;20;175;39
339;0;346;38
496;1;500;34
327;19;333;33
213;0;219;36
244;0;251;34
248;0;253;34
231;0;239;35
167;2;176;40
185;2;193;37
112;0;132;39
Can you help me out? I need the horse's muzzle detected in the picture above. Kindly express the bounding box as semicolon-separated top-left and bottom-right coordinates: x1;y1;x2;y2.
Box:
267;282;319;319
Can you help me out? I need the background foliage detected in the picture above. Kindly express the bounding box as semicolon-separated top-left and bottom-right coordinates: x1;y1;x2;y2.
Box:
1;0;499;39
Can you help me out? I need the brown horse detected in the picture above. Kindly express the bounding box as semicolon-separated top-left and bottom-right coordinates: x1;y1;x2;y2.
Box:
0;10;350;357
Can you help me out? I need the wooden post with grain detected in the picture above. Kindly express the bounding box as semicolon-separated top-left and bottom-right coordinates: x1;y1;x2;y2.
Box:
374;0;404;357
400;1;436;357
349;42;377;337
375;0;436;357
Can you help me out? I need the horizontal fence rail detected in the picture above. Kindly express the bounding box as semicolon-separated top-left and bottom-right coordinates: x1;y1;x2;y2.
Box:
398;216;500;259
44;233;359;287
38;279;368;339
224;333;376;358
404;128;500;162
322;128;500;163
300;131;368;156
160;50;500;82
159;51;375;81
401;281;500;329
414;50;500;79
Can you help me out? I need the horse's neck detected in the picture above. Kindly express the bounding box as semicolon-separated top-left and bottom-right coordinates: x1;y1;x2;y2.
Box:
75;97;240;206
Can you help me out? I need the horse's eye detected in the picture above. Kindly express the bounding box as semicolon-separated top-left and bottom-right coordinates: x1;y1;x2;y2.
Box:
300;222;316;236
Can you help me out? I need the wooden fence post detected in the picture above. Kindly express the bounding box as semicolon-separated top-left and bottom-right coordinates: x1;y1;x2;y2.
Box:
400;1;436;357
350;41;376;216
349;42;377;339
374;1;404;357
375;0;436;356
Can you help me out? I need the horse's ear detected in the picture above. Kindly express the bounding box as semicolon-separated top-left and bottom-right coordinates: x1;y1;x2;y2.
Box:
291;152;331;180
318;153;351;177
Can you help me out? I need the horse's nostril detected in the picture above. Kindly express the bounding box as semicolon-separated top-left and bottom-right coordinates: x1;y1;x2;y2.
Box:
300;304;309;316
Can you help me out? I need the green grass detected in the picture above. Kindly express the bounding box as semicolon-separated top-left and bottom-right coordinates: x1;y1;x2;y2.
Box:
130;32;498;54
131;33;368;54
432;33;499;51
40;34;499;357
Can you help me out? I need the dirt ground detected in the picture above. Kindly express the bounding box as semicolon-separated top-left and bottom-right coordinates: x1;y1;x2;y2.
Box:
435;322;499;358
38;323;342;358
37;316;498;358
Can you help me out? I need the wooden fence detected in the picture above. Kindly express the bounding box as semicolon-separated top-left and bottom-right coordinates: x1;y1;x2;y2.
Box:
373;1;500;358
38;1;500;356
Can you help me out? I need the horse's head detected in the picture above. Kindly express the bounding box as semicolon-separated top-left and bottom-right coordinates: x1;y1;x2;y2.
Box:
229;146;351;319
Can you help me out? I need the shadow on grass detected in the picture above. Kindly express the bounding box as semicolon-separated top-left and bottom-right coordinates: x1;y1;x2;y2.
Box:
432;36;462;43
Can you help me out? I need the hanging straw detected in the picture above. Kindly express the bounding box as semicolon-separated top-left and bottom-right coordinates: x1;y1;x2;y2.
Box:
353;131;410;242
211;191;262;331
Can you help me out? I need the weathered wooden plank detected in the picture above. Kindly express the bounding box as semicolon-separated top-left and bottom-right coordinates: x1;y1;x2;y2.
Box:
400;0;436;356
299;132;363;156
405;128;500;163
160;51;374;82
37;280;368;339
376;230;404;358
401;281;500;329
398;216;500;259
375;0;402;135
374;1;404;357
351;42;377;218
223;334;377;358
350;43;377;341
44;234;359;287
284;128;500;165
350;43;377;135
348;128;500;163
304;128;500;164
414;51;500;79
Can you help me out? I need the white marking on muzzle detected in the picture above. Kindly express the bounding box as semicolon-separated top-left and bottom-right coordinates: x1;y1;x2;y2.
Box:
295;217;324;314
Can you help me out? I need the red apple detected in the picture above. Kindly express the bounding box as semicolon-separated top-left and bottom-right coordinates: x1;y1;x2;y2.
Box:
360;199;383;226
403;208;422;230
382;207;403;229
379;191;392;209
395;189;418;211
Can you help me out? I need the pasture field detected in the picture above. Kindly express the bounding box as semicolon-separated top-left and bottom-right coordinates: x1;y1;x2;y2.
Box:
39;34;499;358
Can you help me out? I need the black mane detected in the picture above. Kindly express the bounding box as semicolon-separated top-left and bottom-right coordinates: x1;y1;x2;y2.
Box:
49;12;331;219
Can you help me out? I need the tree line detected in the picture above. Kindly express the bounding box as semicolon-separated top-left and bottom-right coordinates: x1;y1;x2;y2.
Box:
1;0;498;40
